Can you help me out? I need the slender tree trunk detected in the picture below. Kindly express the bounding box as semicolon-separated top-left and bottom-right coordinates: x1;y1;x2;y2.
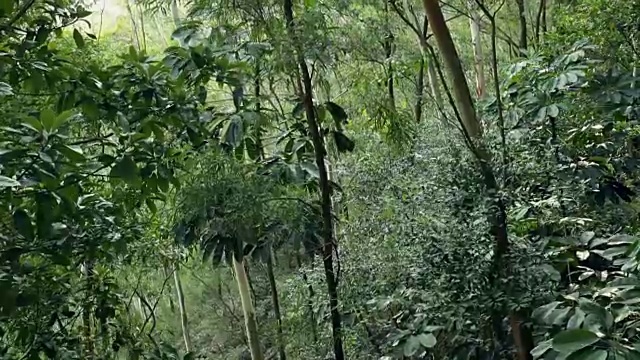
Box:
233;256;264;360
137;4;147;51
82;260;94;360
415;18;429;123
384;0;396;111
516;0;528;52
153;15;169;46
422;1;532;359
426;53;444;111
136;296;146;317
266;247;287;360
468;0;486;99
415;17;445;117
173;264;192;353
125;0;141;51
163;263;177;313
297;254;317;342
415;56;425;123
171;0;181;27
244;261;257;309
255;59;266;160
283;1;344;359
535;0;546;45
541;0;547;35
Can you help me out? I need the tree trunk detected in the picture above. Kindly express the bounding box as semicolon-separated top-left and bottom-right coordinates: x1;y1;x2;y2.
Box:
266;247;287;360
468;0;486;99
415;17;429;123
171;0;181;27
244;261;257;309
163;263;177;313
384;0;396;111
233;256;264;360
137;3;146;51
516;0;528;51
535;0;546;45
153;15;169;46
296;254;317;342
421;1;533;359
173;264;192;353
426;53;444;112
415;56;426;123
82;260;94;360
283;1;344;359
125;0;141;51
255;59;265;160
423;0;480;139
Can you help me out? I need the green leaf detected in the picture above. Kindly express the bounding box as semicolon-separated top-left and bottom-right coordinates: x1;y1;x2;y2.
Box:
56;144;85;163
0;0;15;15
416;333;437;348
75;7;92;18
547;104;559;118
531;339;552;359
333;131;355;152
325;101;348;130
533;301;561;323
581;231;596;244
300;162;319;178
0;82;13;96
73;29;85;49
145;199;157;214
110;155;140;186
566;348;607;360
40;109;56;131
0;175;20;188
292;102;305;118
403;336;421;357
51;110;74;131
551;329;599;354
513;205;530;221
13;209;34;241
567;308;586;329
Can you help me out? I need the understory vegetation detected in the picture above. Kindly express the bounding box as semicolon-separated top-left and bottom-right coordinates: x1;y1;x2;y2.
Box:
1;0;640;359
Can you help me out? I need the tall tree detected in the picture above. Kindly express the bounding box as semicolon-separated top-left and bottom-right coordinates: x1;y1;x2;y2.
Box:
232;254;264;360
468;0;486;99
173;264;192;353
384;0;396;111
283;0;345;359
516;0;528;51
265;246;286;360
421;0;533;358
535;0;547;45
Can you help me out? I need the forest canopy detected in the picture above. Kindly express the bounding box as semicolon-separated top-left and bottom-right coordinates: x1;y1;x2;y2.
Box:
0;0;639;359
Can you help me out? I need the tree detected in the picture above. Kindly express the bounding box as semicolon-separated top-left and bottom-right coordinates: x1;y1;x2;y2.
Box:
516;0;527;51
421;0;533;358
467;0;486;99
173;263;193;352
282;0;345;359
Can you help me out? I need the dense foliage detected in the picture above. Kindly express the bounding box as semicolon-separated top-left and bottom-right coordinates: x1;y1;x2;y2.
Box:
1;0;639;359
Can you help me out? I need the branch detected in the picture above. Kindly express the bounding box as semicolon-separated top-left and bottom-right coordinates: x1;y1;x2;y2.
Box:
425;43;476;153
388;0;421;38
475;0;508;168
5;0;36;27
